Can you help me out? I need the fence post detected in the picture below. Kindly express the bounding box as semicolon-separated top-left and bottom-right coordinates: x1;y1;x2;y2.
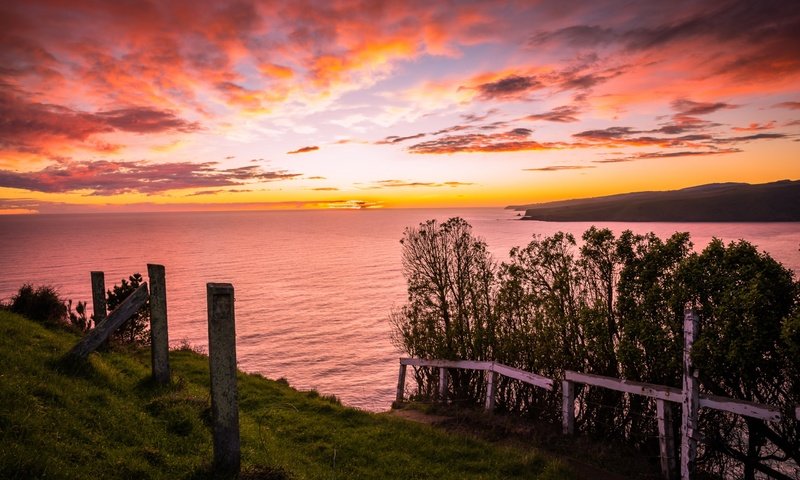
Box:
438;367;448;402
485;370;497;412
147;264;169;385
657;399;677;479
395;362;407;403
90;271;106;325
562;379;575;435
66;283;148;360
207;283;240;475
681;308;699;479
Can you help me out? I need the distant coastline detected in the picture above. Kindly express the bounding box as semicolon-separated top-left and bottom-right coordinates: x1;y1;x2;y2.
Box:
508;180;800;222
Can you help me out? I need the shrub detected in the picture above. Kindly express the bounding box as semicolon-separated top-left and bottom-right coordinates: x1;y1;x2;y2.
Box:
10;284;69;326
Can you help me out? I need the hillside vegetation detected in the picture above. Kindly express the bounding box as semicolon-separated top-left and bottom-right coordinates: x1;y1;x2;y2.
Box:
0;310;573;480
508;179;800;221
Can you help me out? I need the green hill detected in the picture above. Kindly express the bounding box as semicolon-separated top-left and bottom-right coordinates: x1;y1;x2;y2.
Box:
509;180;800;222
0;310;573;479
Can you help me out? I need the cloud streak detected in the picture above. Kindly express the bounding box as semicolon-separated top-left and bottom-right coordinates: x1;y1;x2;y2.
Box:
0;160;300;195
287;146;319;154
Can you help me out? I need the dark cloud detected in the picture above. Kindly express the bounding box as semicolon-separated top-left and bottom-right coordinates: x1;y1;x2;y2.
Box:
732;121;776;132
524;165;595;171
461;109;498;122
287;145;319;154
311;187;338;191
651;118;720;135
572;124;748;149
368;179;474;188
0;159;300;195
532;1;799;53
474;75;542;100
477;121;510;130
716;133;788;143
559;72;606;90
375;133;426;144
530;1;800;83
432;124;470;135
774;101;800;110
530;25;617;48
408;129;554;154
94;107;200;134
509;128;533;136
0;91;199;153
573;126;642;140
306;176;326;180
671;98;738;116
594;149;742;163
525;105;581;123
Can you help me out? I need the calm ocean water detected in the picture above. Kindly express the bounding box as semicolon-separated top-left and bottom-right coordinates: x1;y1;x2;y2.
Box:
1;209;798;410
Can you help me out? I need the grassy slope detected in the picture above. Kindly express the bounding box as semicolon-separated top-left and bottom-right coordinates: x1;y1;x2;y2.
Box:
0;310;573;480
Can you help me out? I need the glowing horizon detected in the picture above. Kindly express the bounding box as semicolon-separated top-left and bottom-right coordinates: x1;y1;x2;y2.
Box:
1;0;799;214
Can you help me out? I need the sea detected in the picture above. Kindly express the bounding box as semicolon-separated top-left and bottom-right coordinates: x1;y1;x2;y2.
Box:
1;208;798;411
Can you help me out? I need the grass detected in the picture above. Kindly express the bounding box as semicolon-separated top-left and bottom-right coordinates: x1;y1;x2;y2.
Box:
0;310;574;479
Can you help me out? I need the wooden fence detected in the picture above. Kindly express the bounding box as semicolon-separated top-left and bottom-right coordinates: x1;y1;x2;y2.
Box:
66;267;240;475
396;308;797;480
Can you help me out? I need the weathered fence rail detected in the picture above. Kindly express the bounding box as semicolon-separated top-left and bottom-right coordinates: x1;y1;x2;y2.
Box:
396;358;554;409
397;308;796;480
66;282;149;360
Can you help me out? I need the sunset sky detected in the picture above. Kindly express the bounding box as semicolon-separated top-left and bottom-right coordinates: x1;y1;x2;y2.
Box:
1;0;798;213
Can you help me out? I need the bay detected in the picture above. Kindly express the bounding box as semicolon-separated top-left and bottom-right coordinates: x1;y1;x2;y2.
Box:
1;208;798;411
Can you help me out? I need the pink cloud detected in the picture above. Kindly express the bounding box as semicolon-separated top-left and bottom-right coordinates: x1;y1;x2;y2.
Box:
0;159;300;195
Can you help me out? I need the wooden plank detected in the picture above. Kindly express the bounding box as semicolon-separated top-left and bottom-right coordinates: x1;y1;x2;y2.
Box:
681;308;699;480
485;371;497;412
66;283;148;360
90;271;106;324
400;358;492;370
207;283;240;474
562;380;575;435
395;363;407;403
492;363;554;391
147;264;170;385
699;394;781;422
438;367;448;402
657;399;677;480
564;370;682;402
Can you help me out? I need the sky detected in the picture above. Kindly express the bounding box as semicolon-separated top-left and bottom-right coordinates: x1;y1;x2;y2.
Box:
1;0;799;214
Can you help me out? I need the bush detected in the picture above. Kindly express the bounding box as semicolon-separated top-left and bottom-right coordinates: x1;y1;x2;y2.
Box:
7;284;92;333
10;284;69;326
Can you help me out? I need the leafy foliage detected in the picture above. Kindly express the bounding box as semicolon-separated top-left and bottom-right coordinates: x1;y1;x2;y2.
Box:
106;273;150;346
8;283;92;332
390;218;496;401
391;218;800;477
9;284;68;326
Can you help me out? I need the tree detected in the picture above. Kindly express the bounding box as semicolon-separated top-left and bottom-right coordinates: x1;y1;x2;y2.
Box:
106;273;150;346
390;218;496;402
681;239;799;479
